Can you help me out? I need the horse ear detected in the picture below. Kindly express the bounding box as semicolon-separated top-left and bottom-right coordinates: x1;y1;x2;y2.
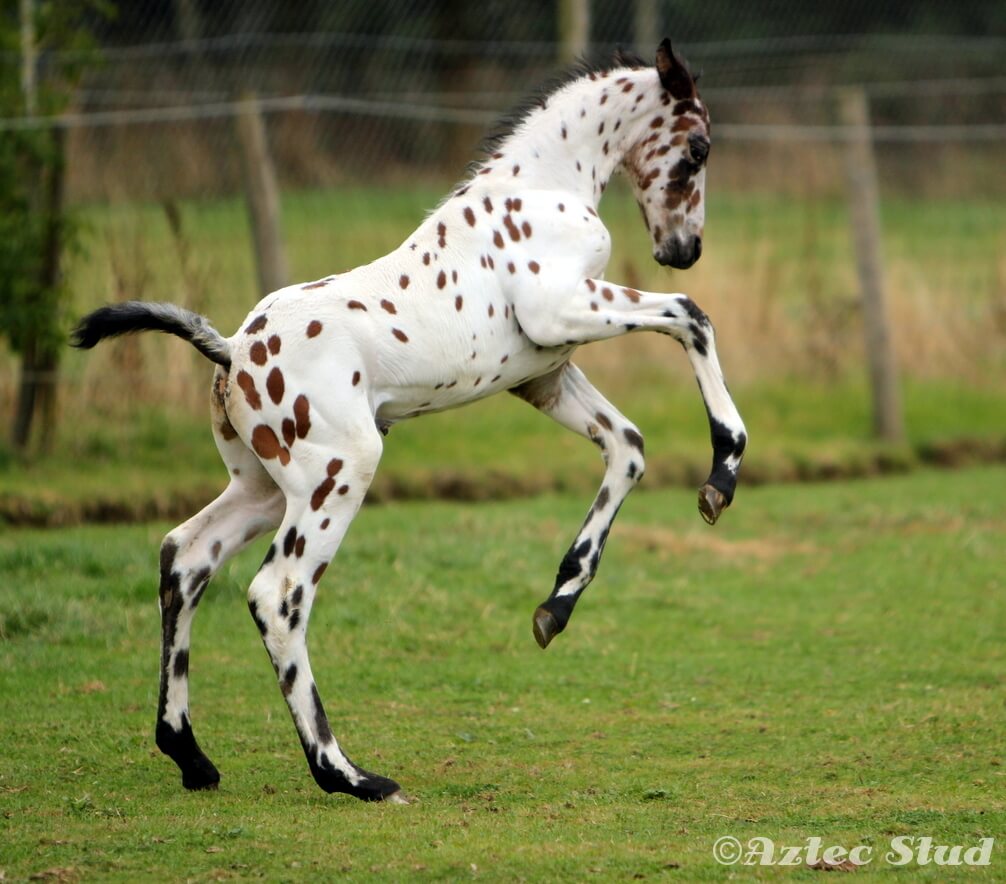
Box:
656;37;694;99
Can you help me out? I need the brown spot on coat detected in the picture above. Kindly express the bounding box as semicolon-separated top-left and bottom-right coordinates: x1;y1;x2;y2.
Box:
266;367;285;404
312;563;327;585
392;328;409;342
245;314;267;335
347;300;367;311
250;341;268;365
602;287;614;301
282;418;296;446
596;412;613;431
399;274;410;289
455;295;464;311
528;261;540;274
422;252;431;265
380;299;397;314
267;335;281;355
302;281;326;290
294;395;311;439
503;215;521;242
312;478;335;510
622;287;641;303
463;207;476;226
483;196;493;214
307;320;323;338
436;270;447;289
493;230;505;249
521;220;532;237
219;416;238;440
252;425;289;464
437;222;447;248
351;371;361;386
237;371;262;410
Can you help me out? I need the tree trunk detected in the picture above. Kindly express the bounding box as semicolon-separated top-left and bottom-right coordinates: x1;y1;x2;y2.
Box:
11;127;66;453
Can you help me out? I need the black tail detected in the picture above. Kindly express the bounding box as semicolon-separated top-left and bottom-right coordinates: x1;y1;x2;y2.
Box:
71;301;231;368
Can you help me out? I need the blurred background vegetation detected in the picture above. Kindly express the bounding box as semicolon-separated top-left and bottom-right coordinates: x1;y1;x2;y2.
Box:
0;0;1003;523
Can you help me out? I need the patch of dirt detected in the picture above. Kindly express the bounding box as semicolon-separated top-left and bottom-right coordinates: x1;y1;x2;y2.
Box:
620;524;817;563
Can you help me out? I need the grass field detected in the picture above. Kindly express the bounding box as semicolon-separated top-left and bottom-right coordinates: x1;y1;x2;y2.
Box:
2;467;1003;879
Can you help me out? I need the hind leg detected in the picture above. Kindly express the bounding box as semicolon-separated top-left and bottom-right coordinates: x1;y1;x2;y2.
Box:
512;362;645;648
156;370;284;789
246;416;403;801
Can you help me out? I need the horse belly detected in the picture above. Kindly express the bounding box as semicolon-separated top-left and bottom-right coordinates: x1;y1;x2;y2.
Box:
374;319;572;420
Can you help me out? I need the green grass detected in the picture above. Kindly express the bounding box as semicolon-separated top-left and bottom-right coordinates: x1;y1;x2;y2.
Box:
1;467;1004;879
3;374;1003;525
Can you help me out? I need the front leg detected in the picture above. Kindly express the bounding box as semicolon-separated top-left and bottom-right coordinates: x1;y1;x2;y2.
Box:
512;363;645;649
512;276;747;521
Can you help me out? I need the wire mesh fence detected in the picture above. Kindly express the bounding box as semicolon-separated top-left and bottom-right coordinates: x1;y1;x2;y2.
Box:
2;0;1004;430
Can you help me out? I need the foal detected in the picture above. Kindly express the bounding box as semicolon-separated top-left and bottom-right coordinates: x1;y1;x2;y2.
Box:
73;40;746;803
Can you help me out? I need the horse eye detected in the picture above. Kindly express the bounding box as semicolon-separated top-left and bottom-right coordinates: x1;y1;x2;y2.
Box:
688;132;710;166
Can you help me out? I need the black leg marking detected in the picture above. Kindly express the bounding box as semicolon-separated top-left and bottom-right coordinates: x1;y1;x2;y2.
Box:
173;649;189;679
248;599;269;636
624;428;645;453
155;714;221;791
304;747;402;801
156;540;221;791
258;544;276;572
281;663;298;696
705;413;746;505
297;687;401;801
311;683;334;743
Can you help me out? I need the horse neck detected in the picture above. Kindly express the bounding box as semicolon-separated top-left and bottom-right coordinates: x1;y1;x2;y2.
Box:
478;67;666;206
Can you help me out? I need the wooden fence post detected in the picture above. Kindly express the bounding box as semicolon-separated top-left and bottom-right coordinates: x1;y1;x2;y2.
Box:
634;0;658;54
235;93;288;296
838;88;904;443
558;0;590;64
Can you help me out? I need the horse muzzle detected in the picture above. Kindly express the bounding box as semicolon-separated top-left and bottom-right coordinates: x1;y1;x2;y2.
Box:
655;235;702;269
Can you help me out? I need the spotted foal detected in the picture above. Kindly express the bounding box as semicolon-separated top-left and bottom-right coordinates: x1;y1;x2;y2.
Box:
72;40;747;803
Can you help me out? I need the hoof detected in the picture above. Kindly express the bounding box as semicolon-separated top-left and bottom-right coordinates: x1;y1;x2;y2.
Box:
532;606;559;649
181;756;221;791
698;484;728;526
383;790;411;805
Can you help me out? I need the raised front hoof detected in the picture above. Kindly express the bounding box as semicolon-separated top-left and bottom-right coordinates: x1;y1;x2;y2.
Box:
533;605;560;649
698;483;728;526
